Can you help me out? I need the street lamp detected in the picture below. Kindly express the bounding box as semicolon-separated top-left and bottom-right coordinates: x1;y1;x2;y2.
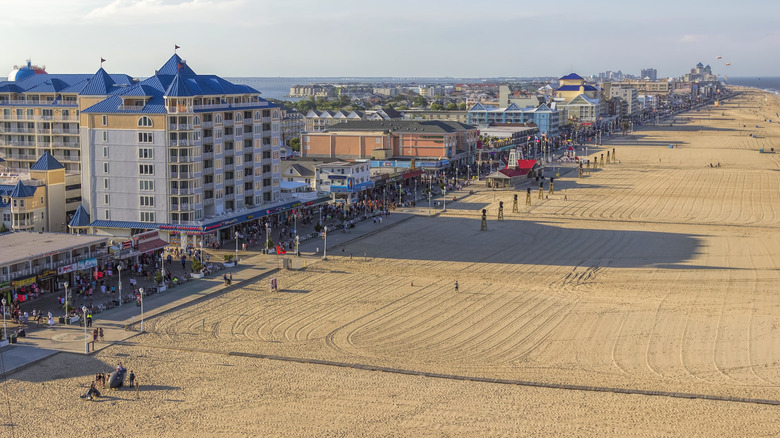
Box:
64;281;69;324
295;235;300;269
443;185;447;211
82;305;88;354
322;226;328;260
160;255;165;285
428;174;432;216
265;222;270;254
1;298;6;342
139;288;145;332
117;264;122;307
234;230;239;264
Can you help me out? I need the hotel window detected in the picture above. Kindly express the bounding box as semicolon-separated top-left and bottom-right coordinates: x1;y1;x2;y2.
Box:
138;148;154;159
139;196;154;207
104;194;110;205
139;180;154;191
139;164;154;175
102;115;107;126
103;131;108;142
104;178;109;189
215;114;222;124
140;212;155;222
138;132;154;143
235;112;243;122
254;111;261;121
104;209;110;220
138;116;153;127
193;115;201;126
103;146;108;158
103;162;109;173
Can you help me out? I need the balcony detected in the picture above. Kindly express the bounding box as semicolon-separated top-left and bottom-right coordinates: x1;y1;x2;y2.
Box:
166;105;193;114
118;104;146;111
169;139;194;147
224;120;234;127
52;128;79;134
202;152;213;160
204;182;214;190
192;101;268;111
202;121;213;129
0;127;36;133
170;187;196;195
52;141;80;148
168;123;193;131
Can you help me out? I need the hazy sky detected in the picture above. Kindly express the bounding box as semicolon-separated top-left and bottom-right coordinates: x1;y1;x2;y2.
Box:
3;0;779;79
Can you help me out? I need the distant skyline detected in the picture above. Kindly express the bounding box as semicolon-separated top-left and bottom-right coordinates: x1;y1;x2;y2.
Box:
2;0;779;79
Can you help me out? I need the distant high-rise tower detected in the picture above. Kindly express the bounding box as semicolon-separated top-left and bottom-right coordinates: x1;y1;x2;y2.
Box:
640;68;657;81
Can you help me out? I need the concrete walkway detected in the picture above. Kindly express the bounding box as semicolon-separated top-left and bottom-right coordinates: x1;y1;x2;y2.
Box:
0;206;416;378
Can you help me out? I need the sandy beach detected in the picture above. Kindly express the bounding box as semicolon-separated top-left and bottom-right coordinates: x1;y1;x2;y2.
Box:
3;88;780;437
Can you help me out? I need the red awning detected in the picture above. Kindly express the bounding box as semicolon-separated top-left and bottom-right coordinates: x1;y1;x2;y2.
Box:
137;238;169;254
402;169;424;179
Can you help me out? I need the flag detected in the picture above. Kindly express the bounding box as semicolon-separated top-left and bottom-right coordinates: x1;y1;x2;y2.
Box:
276;244;286;254
177;62;183;71
100;57;106;66
175;44;180;50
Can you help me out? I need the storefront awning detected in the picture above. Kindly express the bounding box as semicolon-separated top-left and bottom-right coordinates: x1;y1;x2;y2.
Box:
137;238;169;254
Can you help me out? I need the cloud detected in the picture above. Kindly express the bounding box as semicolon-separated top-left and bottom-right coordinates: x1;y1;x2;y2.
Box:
84;0;245;24
679;34;706;43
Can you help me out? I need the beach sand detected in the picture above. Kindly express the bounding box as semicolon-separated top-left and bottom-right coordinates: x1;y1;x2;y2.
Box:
3;88;780;437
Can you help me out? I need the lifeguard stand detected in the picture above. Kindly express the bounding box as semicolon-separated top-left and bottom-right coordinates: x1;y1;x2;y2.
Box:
497;201;504;221
480;209;487;231
512;194;518;213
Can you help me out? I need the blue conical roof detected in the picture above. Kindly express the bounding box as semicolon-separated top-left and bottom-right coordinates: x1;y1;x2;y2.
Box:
157;54;196;76
164;73;194;97
80;67;117;95
9;180;35;198
68;204;91;228
31;151;64;171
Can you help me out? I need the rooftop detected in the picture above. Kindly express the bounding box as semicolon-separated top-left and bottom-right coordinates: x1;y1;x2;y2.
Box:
0;232;107;267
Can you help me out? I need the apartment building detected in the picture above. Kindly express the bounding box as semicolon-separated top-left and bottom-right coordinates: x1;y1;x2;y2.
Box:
79;54;283;243
467;102;560;137
0;69;134;173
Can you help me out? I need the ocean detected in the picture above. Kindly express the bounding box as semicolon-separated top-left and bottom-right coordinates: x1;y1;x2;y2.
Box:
723;77;780;94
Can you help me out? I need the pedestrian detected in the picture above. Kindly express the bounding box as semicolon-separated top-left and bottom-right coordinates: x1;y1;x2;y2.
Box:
98;327;104;342
223;274;228;285
86;312;92;327
229;273;233;285
454;281;459;292
92;328;98;343
48;312;54;328
128;370;135;387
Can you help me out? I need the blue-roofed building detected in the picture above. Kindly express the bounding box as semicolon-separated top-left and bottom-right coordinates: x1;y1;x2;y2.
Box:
553;73;603;122
0;151;80;232
79;53;295;249
0;65;136;172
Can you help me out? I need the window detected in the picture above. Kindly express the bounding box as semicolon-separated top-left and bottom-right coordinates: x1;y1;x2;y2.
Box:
104;178;109;189
138;132;154;143
193;115;201;126
139;164;154;175
104;194;110;205
235;112;243;122
140;212;155;222
103;162;109;173
138;116;153;127
215;114;222;124
138;148;154;159
105;209;110;220
103;131;108;142
139;180;154;191
2;213;9;222
139;196;154;207
102;115;107;126
254;111;261;121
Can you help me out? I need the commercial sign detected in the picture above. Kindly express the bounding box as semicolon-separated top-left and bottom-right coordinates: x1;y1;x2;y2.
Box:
77;258;98;271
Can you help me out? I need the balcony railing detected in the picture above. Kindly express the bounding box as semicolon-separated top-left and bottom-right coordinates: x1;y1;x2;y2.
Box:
192;100;268;111
118;105;146;111
168;124;193;131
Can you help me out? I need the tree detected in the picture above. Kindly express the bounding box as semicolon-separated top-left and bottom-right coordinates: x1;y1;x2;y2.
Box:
412;96;428;108
191;258;203;274
289;137;300;152
458;103;467;110
430;103;443;111
445;102;458;111
0;223;8;233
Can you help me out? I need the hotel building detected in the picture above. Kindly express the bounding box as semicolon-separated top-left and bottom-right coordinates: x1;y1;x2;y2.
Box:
77;54;288;245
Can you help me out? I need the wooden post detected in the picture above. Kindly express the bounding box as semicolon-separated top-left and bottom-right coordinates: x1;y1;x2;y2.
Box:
497;201;504;221
480;209;488;231
526;187;531;205
538;182;544;199
512;194;518;213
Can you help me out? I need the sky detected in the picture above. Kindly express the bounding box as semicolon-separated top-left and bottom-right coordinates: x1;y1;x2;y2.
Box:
2;0;779;79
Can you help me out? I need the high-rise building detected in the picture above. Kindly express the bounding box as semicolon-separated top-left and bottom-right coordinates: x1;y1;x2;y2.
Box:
640;68;658;81
77;54;285;244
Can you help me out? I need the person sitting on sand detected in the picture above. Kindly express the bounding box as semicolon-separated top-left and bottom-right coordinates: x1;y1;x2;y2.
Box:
81;382;101;400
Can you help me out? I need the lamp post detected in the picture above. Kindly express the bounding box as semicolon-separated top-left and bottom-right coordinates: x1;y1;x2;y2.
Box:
295;235;300;269
117;264;122;307
160;255;165;287
443;185;447;211
265;222;270;254
428;174;432;216
139;288;145;332
64;281;69;324
323;226;328;260
1;298;6;342
82;305;88;354
234;231;239;263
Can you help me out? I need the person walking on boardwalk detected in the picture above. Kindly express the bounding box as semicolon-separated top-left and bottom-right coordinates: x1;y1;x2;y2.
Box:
454;281;459;292
98;327;104;342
